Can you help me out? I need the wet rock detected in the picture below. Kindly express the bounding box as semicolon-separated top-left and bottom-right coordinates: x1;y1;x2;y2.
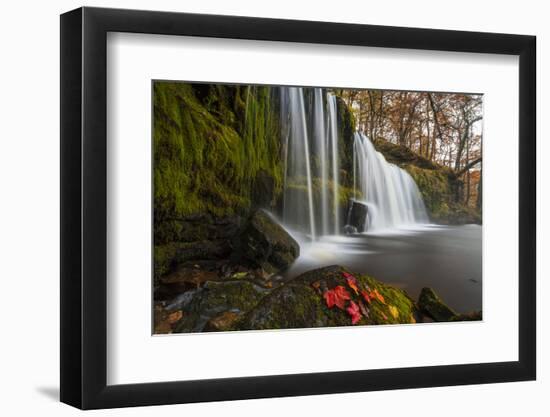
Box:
346;200;368;232
173;280;268;332
418;287;457;322
238;209;300;274
343;225;358;235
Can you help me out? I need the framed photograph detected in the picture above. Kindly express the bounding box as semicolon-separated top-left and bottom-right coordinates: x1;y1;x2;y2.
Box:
60;6;536;409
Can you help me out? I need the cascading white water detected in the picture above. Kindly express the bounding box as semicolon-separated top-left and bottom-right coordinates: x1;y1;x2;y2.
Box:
282;87;317;240
352;132;428;230
282;87;341;240
281;87;428;238
327;94;340;234
313;89;330;236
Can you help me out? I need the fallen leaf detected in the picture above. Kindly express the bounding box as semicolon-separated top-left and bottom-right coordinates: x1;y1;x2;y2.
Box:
167;310;183;324
343;273;360;295
323;285;351;310
388;305;399;319
346;301;362;325
372;289;386;304
333;286;351;309
361;290;372;304
323;290;336;308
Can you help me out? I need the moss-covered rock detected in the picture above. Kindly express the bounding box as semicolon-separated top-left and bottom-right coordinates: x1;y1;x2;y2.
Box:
171;280;269;332
418;287;457;322
154;240;233;285
375;139;441;170
238;265;418;330
238;209;300;274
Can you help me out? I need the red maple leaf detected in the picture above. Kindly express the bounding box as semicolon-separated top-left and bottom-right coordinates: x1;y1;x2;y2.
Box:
323;290;337;308
343;272;359;295
347;301;362;325
361;290;372;304
323;286;351;310
333;286;351;309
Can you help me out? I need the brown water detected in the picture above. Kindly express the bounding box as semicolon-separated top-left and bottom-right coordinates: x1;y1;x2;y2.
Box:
283;224;482;314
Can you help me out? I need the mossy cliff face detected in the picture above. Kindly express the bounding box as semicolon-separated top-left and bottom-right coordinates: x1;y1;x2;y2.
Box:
153;83;284;282
336;96;356;188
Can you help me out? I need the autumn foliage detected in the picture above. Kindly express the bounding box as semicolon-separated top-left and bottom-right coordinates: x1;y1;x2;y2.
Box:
321;271;401;325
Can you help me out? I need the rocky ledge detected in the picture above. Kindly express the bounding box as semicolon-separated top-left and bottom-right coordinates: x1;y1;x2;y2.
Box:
154;265;481;334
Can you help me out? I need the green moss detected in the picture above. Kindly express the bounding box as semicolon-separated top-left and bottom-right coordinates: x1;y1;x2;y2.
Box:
173;279;268;332
404;165;452;219
375;139;440;170
404;165;481;224
335;96;356;188
285;178;357;218
153;82;283;223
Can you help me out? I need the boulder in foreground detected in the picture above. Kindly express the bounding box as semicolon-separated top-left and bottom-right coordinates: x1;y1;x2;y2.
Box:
238;209;300;274
238;265;418;330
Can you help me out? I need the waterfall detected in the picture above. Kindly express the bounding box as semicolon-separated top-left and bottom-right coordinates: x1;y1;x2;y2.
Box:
327;94;340;234
352;132;428;230
313;89;329;236
281;87;341;240
282;87;316;240
281;87;427;238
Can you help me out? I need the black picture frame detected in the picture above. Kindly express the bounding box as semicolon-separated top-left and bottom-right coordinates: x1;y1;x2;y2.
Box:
60;6;536;410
